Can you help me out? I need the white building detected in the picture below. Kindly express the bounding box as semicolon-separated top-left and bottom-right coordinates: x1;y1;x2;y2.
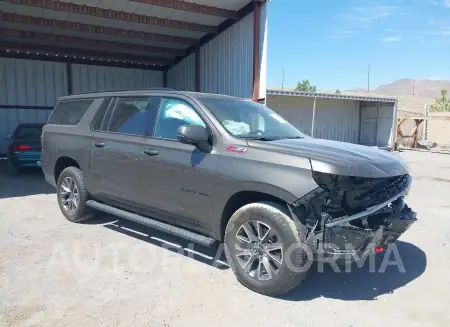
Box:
267;90;398;149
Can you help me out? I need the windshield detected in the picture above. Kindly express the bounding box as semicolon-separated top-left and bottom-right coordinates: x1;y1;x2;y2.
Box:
200;98;306;140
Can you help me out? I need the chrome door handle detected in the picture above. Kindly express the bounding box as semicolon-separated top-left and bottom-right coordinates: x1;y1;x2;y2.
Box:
94;141;107;148
143;149;159;156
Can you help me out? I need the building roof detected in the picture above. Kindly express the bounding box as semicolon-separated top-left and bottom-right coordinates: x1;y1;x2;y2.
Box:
266;89;397;103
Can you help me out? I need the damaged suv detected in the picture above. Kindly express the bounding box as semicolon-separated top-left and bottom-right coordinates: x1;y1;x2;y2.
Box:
41;89;416;296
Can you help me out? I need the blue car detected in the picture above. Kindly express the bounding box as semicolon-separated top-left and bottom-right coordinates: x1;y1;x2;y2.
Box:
5;123;45;173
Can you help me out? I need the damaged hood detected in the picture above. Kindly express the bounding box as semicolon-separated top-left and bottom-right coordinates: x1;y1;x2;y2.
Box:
247;138;408;178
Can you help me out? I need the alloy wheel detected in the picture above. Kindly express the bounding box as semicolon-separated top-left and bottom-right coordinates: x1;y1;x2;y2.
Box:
235;220;283;281
60;177;79;214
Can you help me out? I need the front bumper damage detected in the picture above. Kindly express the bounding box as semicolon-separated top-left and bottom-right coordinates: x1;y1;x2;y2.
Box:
291;173;417;262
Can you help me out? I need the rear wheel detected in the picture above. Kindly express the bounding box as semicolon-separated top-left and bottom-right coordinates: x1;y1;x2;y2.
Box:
56;167;93;222
224;202;311;296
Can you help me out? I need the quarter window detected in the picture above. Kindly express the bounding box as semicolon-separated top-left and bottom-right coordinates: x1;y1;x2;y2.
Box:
48;99;94;125
153;98;206;140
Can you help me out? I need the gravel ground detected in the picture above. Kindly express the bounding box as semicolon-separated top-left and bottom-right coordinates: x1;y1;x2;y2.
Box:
1;151;449;327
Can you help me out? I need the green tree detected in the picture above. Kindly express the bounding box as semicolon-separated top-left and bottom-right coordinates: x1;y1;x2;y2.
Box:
335;89;342;94
430;89;450;112
295;79;317;92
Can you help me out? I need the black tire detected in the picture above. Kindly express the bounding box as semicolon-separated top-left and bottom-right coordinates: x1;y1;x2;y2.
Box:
224;201;310;297
56;166;93;223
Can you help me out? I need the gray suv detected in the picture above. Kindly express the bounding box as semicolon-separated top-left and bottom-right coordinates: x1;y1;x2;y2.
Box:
41;89;417;296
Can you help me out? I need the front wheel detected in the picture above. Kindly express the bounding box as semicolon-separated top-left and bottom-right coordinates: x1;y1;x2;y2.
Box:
224;202;311;296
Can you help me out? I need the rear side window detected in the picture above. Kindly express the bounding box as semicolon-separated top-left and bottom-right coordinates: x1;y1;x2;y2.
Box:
48;99;94;125
91;98;113;131
106;97;160;136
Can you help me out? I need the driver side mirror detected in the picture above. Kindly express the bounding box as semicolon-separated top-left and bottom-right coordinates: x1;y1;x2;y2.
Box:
177;124;209;146
4;133;11;139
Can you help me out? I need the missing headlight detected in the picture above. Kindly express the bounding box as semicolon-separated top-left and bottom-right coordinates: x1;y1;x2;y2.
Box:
312;171;344;191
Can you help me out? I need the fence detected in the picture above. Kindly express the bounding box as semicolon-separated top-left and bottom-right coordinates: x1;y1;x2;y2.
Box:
397;107;450;149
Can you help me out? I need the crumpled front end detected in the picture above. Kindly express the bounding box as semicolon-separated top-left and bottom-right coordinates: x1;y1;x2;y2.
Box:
291;172;417;262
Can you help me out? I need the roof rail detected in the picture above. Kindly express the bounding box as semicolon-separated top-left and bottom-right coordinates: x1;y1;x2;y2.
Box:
69;88;176;95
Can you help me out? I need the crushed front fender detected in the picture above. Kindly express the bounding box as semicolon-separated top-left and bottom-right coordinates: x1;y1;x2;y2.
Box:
292;173;417;261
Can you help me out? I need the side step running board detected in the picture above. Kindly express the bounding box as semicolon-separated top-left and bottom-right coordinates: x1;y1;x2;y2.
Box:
86;200;216;247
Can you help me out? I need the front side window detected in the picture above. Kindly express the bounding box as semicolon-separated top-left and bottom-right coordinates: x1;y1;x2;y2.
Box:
153;98;206;140
200;98;306;140
107;97;160;136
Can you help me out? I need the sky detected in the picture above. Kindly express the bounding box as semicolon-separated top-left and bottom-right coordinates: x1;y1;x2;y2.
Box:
267;0;450;91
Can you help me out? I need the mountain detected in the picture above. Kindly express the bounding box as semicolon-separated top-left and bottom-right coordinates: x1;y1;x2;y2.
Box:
349;79;450;100
373;79;450;99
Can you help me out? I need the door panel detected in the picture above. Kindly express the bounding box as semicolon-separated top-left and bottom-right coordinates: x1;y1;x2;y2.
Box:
89;132;148;203
88;96;159;204
137;138;219;230
360;103;378;146
377;105;394;147
137;96;218;229
359;102;394;147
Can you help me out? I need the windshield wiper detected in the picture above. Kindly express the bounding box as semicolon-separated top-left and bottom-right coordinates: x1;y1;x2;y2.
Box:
242;136;304;141
243;137;279;141
247;136;304;141
279;136;304;140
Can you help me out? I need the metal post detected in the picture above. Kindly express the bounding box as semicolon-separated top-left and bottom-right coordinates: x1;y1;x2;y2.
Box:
311;97;317;138
163;70;168;88
392;99;399;151
375;102;379;146
422;104;428;141
252;0;262;101
66;63;73;95
195;47;200;92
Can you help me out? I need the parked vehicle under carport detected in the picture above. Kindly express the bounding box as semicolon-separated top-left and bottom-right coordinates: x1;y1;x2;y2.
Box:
5;123;45;174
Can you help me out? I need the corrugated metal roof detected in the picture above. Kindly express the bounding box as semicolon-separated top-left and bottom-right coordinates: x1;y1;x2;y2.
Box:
267;89;397;103
56;0;248;26
0;0;255;67
1;2;207;39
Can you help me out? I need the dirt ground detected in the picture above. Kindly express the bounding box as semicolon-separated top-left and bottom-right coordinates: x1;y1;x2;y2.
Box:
1;151;449;327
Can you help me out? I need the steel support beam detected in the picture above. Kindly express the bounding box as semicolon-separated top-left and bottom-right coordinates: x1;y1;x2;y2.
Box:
130;0;238;19
0;12;199;46
3;0;217;34
0;104;54;110
195;47;201;92
311;97;317;138
252;1;262;101
66;63;73;95
163;70;168;88
0;42;172;65
0;28;184;57
1;51;166;71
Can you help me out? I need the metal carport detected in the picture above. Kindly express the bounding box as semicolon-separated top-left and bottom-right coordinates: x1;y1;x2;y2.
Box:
266;90;398;150
0;0;269;155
